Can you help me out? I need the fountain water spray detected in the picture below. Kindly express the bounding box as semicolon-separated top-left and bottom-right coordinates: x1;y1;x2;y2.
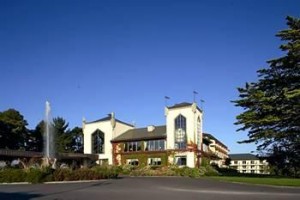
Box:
43;101;56;168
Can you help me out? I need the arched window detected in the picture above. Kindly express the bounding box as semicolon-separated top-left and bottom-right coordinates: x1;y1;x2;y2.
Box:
92;130;105;154
174;114;186;149
197;117;201;150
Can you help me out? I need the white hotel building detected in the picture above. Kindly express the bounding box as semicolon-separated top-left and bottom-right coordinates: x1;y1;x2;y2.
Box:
83;102;204;168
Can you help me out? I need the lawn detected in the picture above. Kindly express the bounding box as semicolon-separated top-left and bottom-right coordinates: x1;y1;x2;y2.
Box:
209;176;300;187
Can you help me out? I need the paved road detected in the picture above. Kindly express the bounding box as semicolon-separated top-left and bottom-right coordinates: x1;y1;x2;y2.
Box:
0;177;299;200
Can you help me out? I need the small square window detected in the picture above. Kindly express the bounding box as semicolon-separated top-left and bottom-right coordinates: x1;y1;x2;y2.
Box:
148;158;162;166
175;156;187;166
127;159;139;166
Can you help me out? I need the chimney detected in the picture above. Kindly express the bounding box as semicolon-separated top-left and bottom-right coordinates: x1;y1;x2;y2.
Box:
147;125;155;132
110;112;116;128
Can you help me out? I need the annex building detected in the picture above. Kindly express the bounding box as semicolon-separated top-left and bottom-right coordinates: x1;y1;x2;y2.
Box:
83;102;228;168
229;153;269;174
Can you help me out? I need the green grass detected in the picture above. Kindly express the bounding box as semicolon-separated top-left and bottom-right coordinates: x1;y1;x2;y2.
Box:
208;176;300;187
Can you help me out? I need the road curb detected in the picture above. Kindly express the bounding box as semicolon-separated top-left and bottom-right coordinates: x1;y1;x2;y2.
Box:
0;179;107;185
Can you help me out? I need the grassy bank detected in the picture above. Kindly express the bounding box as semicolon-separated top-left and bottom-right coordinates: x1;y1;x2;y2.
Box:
209;176;300;187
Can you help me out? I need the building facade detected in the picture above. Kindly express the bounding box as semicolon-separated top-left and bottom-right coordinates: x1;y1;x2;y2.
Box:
203;133;229;168
83;102;204;168
229;154;269;174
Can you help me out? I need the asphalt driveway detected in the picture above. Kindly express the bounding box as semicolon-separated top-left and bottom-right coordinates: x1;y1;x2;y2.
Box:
0;177;299;200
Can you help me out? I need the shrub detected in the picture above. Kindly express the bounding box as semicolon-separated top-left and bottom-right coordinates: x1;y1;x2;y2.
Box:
204;165;219;176
201;158;211;167
217;168;239;176
92;165;120;179
129;166;160;176
25;168;45;184
174;167;201;178
0;168;26;183
53;168;73;181
120;164;135;175
72;168;100;180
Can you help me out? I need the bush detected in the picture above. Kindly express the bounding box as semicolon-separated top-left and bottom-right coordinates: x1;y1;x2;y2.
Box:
0;165;121;183
92;165;121;179
204;165;219;176
125;165;203;178
120;164;135;175
173;167;201;178
217;168;239;176
26;168;45;184
72;168;100;180
0;168;26;183
53;168;73;181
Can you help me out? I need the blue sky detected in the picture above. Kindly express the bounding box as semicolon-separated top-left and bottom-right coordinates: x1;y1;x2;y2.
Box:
0;0;299;153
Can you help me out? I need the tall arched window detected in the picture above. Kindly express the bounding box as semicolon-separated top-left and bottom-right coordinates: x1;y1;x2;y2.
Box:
197;117;201;150
92;130;105;154
175;114;186;149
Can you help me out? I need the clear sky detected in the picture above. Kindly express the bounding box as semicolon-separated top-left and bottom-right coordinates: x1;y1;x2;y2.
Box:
0;0;299;154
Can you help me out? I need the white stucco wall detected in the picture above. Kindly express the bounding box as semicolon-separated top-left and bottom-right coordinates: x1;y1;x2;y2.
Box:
165;103;203;168
165;103;203;150
83;119;133;165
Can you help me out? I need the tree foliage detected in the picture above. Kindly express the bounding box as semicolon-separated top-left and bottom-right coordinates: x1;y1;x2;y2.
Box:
27;121;44;152
0;109;28;150
233;16;300;176
70;126;84;153
52;117;72;153
0;108;83;154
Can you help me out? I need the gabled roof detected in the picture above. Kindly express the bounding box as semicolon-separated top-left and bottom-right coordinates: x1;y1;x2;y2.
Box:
168;102;193;109
167;102;202;112
86;115;134;127
229;153;260;160
203;133;228;149
112;125;166;142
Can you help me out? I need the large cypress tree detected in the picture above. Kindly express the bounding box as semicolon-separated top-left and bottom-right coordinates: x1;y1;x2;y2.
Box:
233;16;300;176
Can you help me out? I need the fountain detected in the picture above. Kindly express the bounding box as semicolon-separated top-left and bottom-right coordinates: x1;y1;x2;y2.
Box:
43;101;56;168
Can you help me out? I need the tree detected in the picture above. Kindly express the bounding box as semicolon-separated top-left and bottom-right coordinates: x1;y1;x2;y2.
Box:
52;117;72;153
70;127;84;153
0;109;29;150
225;158;231;167
27;121;44;152
233;16;300;176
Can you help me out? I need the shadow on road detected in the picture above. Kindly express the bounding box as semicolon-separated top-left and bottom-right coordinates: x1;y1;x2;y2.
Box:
0;192;41;200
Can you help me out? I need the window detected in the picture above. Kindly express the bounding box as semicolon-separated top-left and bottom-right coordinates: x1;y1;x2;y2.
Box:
175;156;187;166
251;170;255;173
234;161;238;164
242;160;246;164
251;160;255;164
148;158;162;166
92;130;104;154
197;117;201;150
124;141;142;152
127;159;139;166
174;115;187;149
145;140;165;151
